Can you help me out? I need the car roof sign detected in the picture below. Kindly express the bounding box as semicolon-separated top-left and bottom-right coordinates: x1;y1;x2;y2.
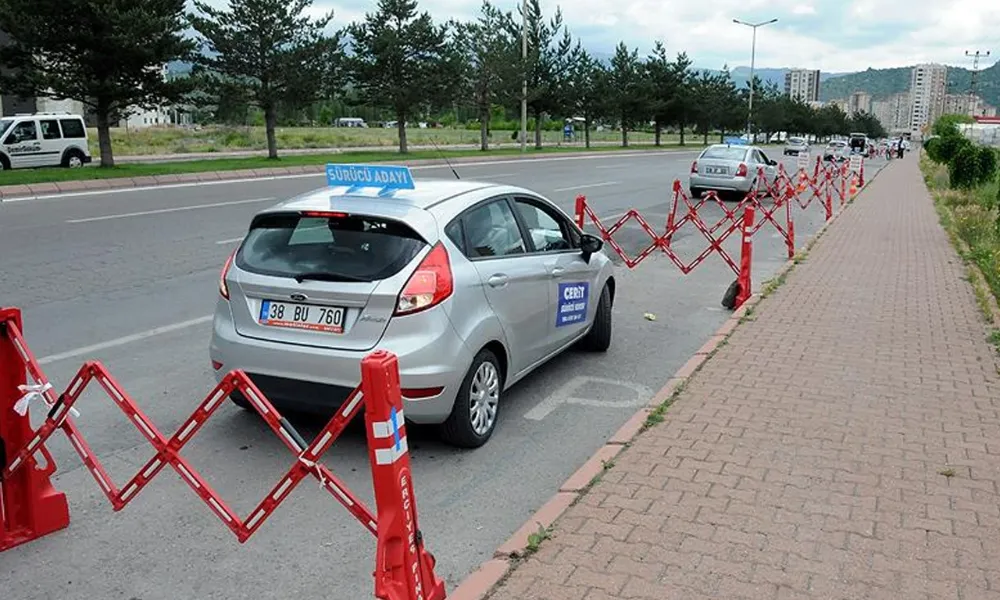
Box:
325;163;416;197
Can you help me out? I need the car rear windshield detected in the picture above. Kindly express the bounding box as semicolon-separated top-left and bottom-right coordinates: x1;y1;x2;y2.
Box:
788;137;805;144
236;212;427;282
701;147;748;160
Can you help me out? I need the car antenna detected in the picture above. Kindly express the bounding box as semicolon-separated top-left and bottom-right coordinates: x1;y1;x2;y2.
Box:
429;137;460;180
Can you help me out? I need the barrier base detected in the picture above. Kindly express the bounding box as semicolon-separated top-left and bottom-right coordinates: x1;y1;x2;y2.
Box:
0;479;70;552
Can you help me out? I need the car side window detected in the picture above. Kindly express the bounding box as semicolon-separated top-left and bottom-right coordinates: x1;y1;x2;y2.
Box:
462;199;526;258
39;120;61;140
513;197;574;252
59;119;85;139
444;219;465;255
5;121;37;144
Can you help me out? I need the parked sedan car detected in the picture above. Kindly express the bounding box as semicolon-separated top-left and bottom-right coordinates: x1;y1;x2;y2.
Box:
210;176;616;448
689;144;779;200
783;136;809;156
823;140;850;162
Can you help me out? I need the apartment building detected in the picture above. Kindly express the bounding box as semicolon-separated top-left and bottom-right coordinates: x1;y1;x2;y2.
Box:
848;91;872;115
944;93;998;118
872;92;912;134
784;69;821;103
909;63;948;137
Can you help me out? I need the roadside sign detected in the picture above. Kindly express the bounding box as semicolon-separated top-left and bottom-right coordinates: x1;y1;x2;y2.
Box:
848;155;863;173
796;153;810;170
326;164;415;195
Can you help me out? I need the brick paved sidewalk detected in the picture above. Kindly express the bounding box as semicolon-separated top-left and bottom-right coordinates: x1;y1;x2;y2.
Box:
487;155;1000;600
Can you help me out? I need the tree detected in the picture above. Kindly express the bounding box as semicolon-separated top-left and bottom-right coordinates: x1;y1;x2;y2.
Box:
667;52;693;144
515;0;577;149
644;41;677;146
348;0;458;153
690;70;725;145
848;111;886;139
607;43;645;147
754;81;786;142
189;0;342;159
0;0;194;167
564;49;608;149
714;66;745;142
454;2;518;151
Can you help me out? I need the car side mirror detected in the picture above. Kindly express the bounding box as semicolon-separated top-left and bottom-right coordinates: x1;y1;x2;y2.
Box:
580;233;603;263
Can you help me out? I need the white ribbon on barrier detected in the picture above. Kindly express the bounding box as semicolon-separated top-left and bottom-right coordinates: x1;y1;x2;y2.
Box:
14;382;80;418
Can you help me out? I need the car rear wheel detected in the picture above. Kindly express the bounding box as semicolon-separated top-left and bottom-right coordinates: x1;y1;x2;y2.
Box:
580;284;612;352
441;349;501;448
689;187;704;198
229;390;253;410
62;149;85;168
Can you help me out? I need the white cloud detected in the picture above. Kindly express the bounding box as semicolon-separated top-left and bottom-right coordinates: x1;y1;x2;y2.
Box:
192;0;1000;73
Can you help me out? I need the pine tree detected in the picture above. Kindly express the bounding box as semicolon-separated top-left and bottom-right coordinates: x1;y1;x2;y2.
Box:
607;43;644;147
189;0;343;159
0;0;195;167
347;0;458;154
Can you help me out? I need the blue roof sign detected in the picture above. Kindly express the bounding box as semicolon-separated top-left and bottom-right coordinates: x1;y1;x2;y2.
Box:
325;164;415;196
724;136;748;146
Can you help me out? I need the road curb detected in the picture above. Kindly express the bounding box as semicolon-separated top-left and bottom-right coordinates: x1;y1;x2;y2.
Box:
449;157;891;600
0;147;698;202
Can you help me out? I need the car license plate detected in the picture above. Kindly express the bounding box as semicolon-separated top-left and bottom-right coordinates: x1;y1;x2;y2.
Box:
706;166;728;174
258;300;345;333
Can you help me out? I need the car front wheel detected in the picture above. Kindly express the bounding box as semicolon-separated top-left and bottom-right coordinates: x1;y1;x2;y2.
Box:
441;349;502;448
580;284;612;352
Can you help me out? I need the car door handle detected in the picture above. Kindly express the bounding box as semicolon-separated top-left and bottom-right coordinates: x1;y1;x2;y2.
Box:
487;274;509;288
550;267;565;278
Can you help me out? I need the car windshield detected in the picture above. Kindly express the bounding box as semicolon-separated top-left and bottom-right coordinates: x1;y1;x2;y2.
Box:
829;141;846;147
701;146;748;161
0;119;13;137
236;212;427;282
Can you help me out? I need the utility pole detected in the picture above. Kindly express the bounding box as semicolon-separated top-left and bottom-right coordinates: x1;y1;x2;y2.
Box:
965;50;990;117
734;18;778;142
520;0;528;153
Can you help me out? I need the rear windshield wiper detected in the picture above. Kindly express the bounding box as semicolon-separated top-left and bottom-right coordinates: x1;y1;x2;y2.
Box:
292;271;370;283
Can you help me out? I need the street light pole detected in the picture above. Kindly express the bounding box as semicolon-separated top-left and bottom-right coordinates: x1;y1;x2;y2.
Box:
520;0;528;153
733;18;777;142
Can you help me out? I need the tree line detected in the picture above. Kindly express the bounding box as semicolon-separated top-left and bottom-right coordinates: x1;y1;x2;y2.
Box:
0;0;886;167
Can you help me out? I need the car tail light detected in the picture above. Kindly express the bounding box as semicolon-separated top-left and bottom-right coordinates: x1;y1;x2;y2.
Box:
395;242;453;316
211;360;224;371
690;160;698;174
302;210;349;218
402;386;445;399
735;163;748;177
219;249;236;299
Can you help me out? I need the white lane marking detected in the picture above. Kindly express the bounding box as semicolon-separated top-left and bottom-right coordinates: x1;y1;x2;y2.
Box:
2;150;702;203
552;181;619;193
524;376;653;420
37;316;212;365
66;198;275;223
216;236;244;245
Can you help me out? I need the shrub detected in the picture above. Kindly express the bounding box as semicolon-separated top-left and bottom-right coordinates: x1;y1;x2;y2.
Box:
935;134;972;164
975;146;999;186
924;137;942;161
949;144;981;189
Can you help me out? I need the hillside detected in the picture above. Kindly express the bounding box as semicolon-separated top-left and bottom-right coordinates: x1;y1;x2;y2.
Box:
820;61;1000;107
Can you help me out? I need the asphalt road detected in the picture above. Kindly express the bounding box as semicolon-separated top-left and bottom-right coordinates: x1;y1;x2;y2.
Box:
0;149;886;599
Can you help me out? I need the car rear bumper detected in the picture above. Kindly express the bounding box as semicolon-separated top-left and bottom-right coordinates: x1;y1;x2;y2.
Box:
209;298;471;424
689;174;753;193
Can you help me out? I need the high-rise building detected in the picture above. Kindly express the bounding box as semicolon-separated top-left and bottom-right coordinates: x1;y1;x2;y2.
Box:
872;92;912;134
784;69;821;103
909;64;948;137
944;93;996;118
848;91;872;115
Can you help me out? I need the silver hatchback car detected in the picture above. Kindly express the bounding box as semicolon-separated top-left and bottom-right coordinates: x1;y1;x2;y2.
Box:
689;144;779;201
210;172;616;448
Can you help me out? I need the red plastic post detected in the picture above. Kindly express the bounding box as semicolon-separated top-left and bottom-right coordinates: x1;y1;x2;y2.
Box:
859;161;865;187
785;195;795;260
574;195;585;229
362;350;446;600
0;308;70;552
735;207;755;308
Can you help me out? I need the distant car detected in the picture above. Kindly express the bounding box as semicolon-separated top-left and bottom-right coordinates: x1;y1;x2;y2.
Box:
783;136;809;156
210;172;616;448
848;133;868;155
823;140;849;162
689;144;779;200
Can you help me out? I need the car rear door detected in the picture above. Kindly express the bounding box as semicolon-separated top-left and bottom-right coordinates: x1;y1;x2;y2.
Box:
460;197;551;373
227;211;428;352
510;196;598;354
754;149;778;185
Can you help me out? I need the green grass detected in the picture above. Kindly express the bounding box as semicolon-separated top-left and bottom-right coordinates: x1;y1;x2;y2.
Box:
0;144;696;187
921;154;1000;320
87;125;685;156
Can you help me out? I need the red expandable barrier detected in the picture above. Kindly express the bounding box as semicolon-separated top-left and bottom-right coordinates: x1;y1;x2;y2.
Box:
735;206;756;307
0;308;445;600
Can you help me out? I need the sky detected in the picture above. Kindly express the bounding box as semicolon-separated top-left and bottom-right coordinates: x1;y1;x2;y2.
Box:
195;0;1000;74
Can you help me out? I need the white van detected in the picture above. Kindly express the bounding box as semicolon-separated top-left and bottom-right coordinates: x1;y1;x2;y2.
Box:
334;117;367;128
0;113;93;170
